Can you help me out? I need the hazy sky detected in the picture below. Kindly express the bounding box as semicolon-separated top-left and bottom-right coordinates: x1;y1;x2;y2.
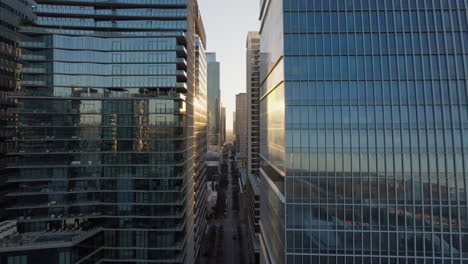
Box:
198;0;260;131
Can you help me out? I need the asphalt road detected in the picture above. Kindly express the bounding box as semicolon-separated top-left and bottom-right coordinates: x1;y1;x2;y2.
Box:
221;156;242;264
197;153;249;264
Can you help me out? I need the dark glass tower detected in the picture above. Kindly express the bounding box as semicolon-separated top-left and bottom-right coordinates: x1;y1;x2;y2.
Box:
1;0;207;263
259;0;468;263
0;0;34;222
206;52;221;150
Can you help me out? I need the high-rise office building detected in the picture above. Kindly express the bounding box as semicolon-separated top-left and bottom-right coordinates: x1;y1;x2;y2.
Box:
247;32;261;179
206;52;221;150
1;0;207;263
220;105;226;146
233;111;236;140
245;31;262;263
235;93;248;163
0;0;34;222
259;0;468;263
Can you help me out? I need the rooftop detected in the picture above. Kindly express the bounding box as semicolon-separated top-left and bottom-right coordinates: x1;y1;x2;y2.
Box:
206;151;221;161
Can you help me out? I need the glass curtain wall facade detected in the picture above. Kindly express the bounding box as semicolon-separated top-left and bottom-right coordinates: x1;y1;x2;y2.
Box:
235;93;248;160
259;0;286;262
206;52;221;150
220;106;226;145
0;0;34;222
5;0;207;263
193;36;208;260
260;0;468;263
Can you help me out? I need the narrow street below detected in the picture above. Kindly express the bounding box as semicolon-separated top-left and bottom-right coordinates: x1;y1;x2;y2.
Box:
197;151;250;264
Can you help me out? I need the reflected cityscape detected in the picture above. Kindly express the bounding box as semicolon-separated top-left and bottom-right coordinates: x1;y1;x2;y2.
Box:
0;0;467;263
256;0;468;263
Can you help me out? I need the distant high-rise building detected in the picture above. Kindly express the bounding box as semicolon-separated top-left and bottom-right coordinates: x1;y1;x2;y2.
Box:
0;0;34;222
220;106;226;146
258;0;468;263
1;0;207;263
245;31;262;264
247;32;260;179
233;111;236;140
206;52;221;150
235;93;248;162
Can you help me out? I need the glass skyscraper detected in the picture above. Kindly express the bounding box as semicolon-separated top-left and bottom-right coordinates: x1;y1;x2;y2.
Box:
221;105;227;145
193;36;208;260
0;0;34;222
1;0;207;263
259;0;468;263
206;52;222;150
247;32;261;179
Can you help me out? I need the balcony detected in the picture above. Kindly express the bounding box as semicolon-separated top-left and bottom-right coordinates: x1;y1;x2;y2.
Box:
35;7;186;20
9;184;188;196
174;82;187;92
9;197;188;211
21;80;46;86
42;0;187;8
176;45;187;58
21;68;46;74
0;227;103;251
177;33;187;45
20;55;47;61
20;26;187;39
176;70;187;81
7;158;188;168
176;58;187;70
19;42;47;49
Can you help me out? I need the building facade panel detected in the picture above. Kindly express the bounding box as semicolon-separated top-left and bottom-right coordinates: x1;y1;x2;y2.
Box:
207;52;221;150
0;0;34;222
193;36;208;260
260;0;468;263
2;0;207;263
247;32;261;179
235;93;248;161
220;106;226;145
259;0;286;263
247;32;263;263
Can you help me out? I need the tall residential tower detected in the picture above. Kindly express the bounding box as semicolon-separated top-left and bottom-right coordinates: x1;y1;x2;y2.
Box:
0;0;34;222
247;32;261;179
259;0;468;263
1;0;207;263
235;93;248;166
245;31;262;263
206;52;221;150
220;105;226;146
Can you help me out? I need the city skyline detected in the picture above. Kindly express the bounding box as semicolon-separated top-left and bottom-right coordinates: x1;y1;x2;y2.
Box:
198;0;259;132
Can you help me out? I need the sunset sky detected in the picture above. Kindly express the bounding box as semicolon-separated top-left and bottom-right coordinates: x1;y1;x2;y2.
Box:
198;0;260;131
